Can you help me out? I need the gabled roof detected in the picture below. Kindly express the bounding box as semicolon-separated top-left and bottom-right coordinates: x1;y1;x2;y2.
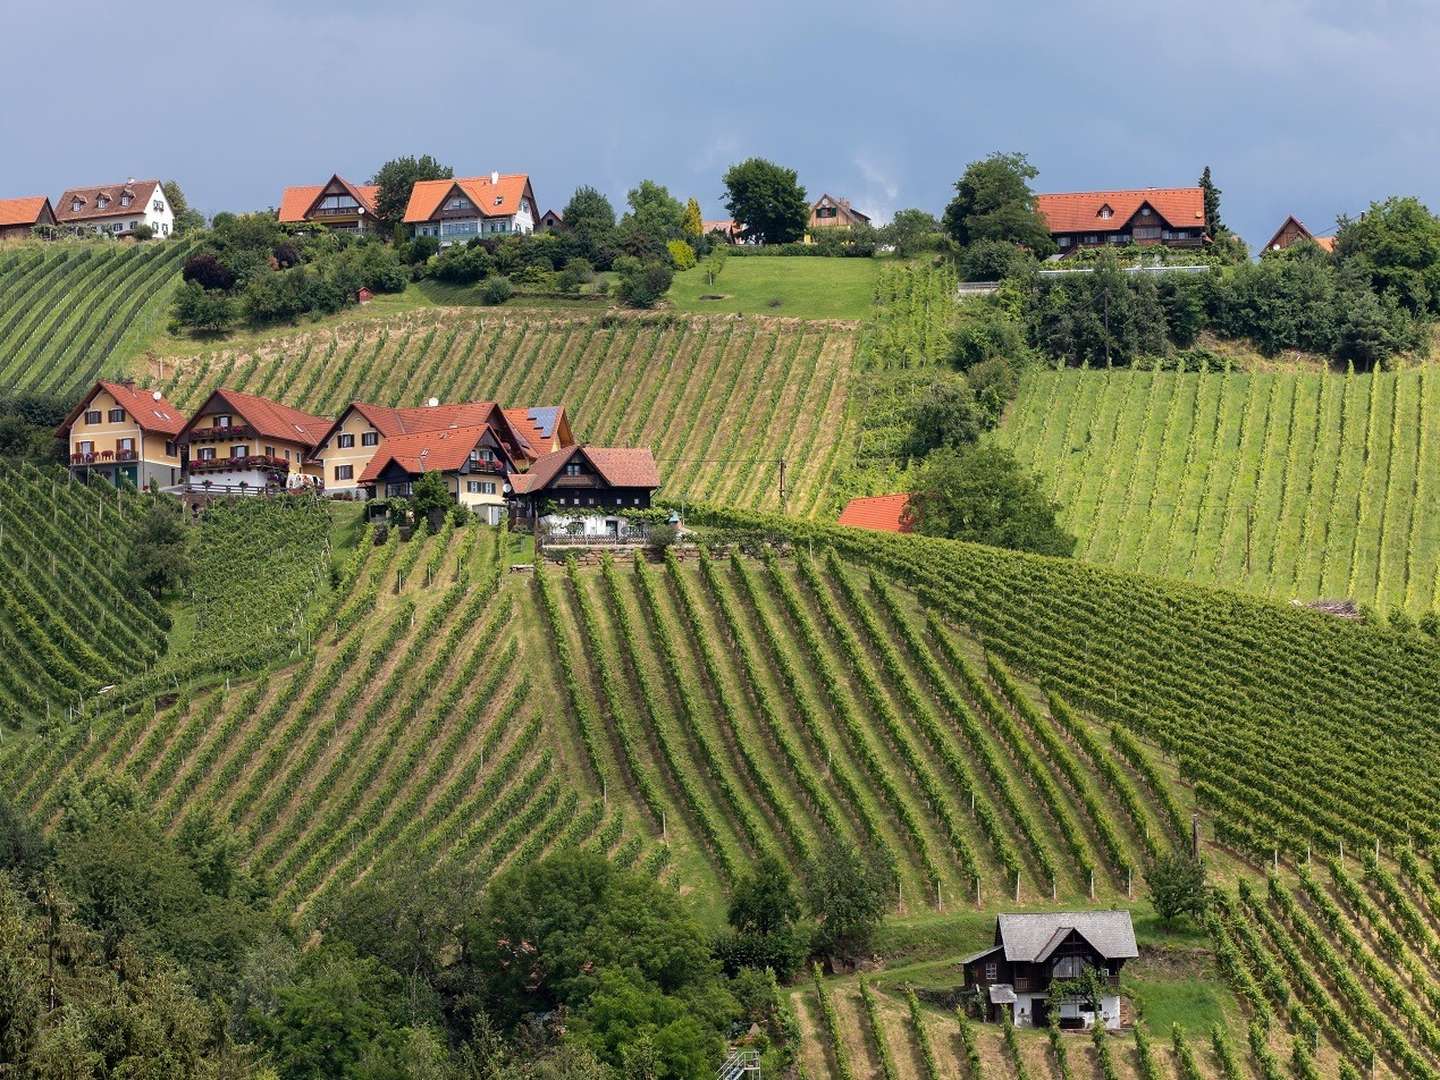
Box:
357;423;509;482
277;175;381;223
540;208;563;222
403;174;534;223
811;194;871;225
314;400;502;450
501;405;569;458
1264;215;1335;253
1035;188;1206;235
995;912;1138;962
960;943;1004;966
182;388;331;448
55;180;162;222
838;494;912;533
0;196;54;228
56;380;185;437
514;444;659;493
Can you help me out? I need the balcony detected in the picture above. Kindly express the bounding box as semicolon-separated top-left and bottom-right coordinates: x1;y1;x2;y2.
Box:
186;424;257;443
70;448;138;465
467;457;505;475
188;454;291;474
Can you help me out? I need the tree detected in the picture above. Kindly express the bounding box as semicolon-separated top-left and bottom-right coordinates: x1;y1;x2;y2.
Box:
1198;166;1223;238
666;239;696;271
942;152;1054;255
369;154;453;229
617;260;673;308
411;470;453;520
128;500;192;597
617;180;685;259
1049;964;1109;1020
682;197;704;238
704;245;727;288
805;840;891;960
879;208;942;257
170;280;234;334
904;444;1076;557
903;372;985;458
563;186;618;267
1334;195;1440;314
1146;852;1209;926
716;854;808;982
722;158;809;245
162;181;205;235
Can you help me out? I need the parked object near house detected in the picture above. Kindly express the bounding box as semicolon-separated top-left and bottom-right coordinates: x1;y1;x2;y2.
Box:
511;444;660;538
1035;188;1206;255
838;493;912;533
0;196;56;242
962;911;1137;1030
537;208;564;233
1264;214;1335;253
176;388;330;492
808;194;871;232
55;179;173;238
277;174;382;232
57;380;185;488
405;172;539;245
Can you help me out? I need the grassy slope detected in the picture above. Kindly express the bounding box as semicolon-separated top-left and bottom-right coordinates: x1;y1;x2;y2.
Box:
667;256;881;320
997;364;1440;614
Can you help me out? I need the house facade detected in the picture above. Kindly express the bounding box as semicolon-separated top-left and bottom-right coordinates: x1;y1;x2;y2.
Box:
55;180;174;238
1035;189;1207;255
537;209;563;233
962;912;1137;1030
0;196;56;242
57;381;185;488
511;444;660;538
176;389;330;493
277;175;382;232
1264;215;1335;254
809;194;870;232
357;423;516;523
404;173;538;245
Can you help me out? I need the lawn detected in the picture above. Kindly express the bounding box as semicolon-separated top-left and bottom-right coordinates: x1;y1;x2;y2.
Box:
1124;976;1234;1035
667;256;881;321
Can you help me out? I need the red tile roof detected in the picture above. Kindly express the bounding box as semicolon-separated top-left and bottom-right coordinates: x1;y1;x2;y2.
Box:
314;400;501;450
838;493;913;533
0;196;53;227
55;180;162;223
357;423;503;482
56;380;186;437
1315;236;1336;253
1035;188;1206;235
184;388;332;448
501;405;569;459
519;445;659;493
403;174;533;224
277;175;381;223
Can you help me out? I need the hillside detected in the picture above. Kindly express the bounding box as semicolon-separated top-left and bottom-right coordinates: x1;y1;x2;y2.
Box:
156;310;861;516
996;363;1440;615
0;241;189;397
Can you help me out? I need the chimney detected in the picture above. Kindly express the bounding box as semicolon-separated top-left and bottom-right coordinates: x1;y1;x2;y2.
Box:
491;171;499;186
127;177;136;184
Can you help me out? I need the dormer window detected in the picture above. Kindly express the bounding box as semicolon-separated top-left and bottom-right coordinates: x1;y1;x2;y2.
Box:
71;198;83;212
564;462;582;476
215;414;231;429
97;195;110;210
1098;205;1113;220
120;195;132;207
1141;207;1152;216
494;196;504;206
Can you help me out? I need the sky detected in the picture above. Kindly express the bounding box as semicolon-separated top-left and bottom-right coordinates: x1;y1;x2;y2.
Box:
4;0;1439;249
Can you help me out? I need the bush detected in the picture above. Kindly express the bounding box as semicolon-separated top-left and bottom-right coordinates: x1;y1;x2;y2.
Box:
558;257;595;293
171;280;235;333
481;275;514;305
958;238;1036;282
618;262;674;308
647;523;679;550
667;239;697;271
182;251;237;291
430;244;494;285
131;223;155;241
405;234;440;265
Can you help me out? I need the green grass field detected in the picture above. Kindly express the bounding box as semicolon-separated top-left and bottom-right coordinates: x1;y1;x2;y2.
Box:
997;364;1440;614
667;256;880;320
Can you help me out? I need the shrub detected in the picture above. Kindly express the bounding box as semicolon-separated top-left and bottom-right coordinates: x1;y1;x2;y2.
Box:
131;223;155;241
667;239;697;271
618;262;674;308
171;280;235;333
405;234;440;265
647;523;679;550
182;251;237;291
481;275;514;305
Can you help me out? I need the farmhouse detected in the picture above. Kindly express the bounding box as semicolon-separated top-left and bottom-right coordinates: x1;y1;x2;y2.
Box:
510;444;660;538
0;196;56;242
358;424;518;523
55;180;174;238
176;388;330;492
1264;214;1335;253
838;493;912;533
1035;188;1207;255
404;173;539;245
278;174;382;232
57;380;185;489
962;911;1137;1030
809;194;870;232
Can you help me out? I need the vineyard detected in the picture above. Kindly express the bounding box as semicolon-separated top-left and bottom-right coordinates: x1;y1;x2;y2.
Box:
157;310;861;516
997;363;1440;614
0;240;190;398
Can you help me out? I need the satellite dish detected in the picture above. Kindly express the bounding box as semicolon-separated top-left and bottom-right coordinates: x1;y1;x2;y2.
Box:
502;482;512;494
427;397;439;407
152;390;162;401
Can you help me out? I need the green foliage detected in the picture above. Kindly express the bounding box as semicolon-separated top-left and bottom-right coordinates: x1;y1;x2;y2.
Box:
617;180;686;260
1147;852;1209;925
957;237;1037;282
878;208;944;257
369;153;453;227
716;853;808;982
667;239;696;271
682;197;703;239
860;263;958;369
1026;251;1168;366
722;158;809;245
942;151;1055;255
562;185;619;269
163;180;206;235
900;371;986;458
804;839;890;960
172;278;235;332
617;259;673;308
1198;165;1223;238
483;274;515;305
127;498;192;597
1335;194;1440;314
905;443;1076;556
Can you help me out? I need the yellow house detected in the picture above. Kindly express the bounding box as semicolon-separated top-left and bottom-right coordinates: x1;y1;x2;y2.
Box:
176;388;331;493
57;380;185;489
357;422;518;524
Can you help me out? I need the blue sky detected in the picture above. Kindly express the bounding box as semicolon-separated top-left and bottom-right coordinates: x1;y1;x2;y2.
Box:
4;0;1437;249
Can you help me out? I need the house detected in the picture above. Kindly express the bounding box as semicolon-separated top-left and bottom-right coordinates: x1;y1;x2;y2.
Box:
809;194;871;232
1035;188;1207;255
1264;215;1335;254
57;380;185;489
0;196;56;242
404;172;539;245
176;388;330;492
537;209;564;233
55;180;174;238
838;494;912;534
277;174;382;232
357;423;519;523
310;400;574;499
962;911;1137;1030
510;444;660;538
703;219;742;245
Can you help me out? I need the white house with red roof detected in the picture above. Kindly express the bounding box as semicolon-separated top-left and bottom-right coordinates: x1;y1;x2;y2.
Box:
55;180;173;238
57;381;186;489
277;175;383;232
404;173;538;245
1034;188;1207;255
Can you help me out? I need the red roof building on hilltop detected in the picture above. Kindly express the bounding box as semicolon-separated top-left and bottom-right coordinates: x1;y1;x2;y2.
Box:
405;173;539;245
0;196;56;241
1035;187;1208;256
57;380;186;488
838;493;913;533
277;174;382;232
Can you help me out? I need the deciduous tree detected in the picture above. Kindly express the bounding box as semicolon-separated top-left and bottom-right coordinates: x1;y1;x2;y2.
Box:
942;152;1054;255
722;158;809;245
369;154;453;229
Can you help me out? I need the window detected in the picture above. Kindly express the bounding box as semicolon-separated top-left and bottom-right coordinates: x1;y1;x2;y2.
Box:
120;195;132;207
108;407;126;423
1052;956;1083;979
230;445;247;458
117;437;134;452
164;441;176;456
564;462;582;476
1058;236;1072;247
632;497;641;505
198;447;216;460
1098;207;1112;220
1140;207;1152;216
586;496;595;505
162;223;169;235
361;431;379;446
984;962;998;981
338;433;355;449
215;415;231;429
284;449;291;461
153;199;164;212
97;195;110;209
480;481;496;495
264;445;276;457
466;480;481;493
446;196;469;210
84;409;102;424
1133;226;1161;241
71;199;83;212
385;481;413;498
335;465;354;481
77;440;94;455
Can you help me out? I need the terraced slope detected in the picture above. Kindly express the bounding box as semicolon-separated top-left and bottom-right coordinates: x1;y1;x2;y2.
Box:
996;364;1440;614
158;311;860;516
0;241;190;397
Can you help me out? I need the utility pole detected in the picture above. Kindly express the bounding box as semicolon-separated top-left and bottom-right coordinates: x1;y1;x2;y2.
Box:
1245;503;1254;574
777;458;786;509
